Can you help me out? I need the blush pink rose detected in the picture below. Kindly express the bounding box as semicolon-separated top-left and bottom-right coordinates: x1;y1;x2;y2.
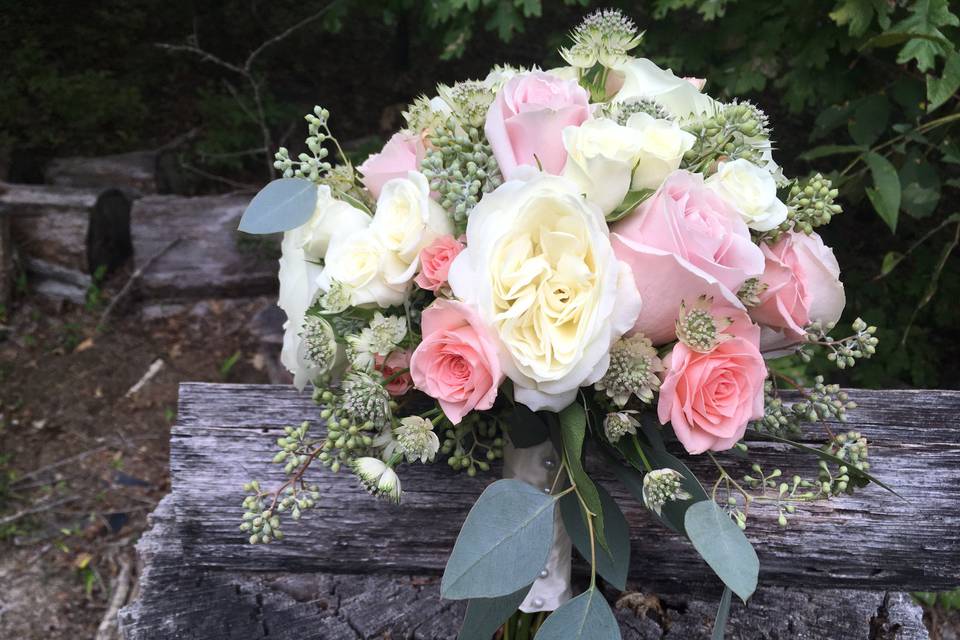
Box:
658;304;765;454
410;300;504;424
750;231;845;352
484;71;590;179
375;350;413;397
611;171;762;345
358;132;424;199
414;235;464;292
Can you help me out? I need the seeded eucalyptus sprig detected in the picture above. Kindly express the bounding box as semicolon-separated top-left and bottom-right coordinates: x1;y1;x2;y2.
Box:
760;173;843;243
439;414;504;477
799;318;879;369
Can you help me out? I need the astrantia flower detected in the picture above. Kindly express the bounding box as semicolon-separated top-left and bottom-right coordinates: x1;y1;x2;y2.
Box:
351;457;402;504
437;80;495;129
341;370;391;427
675;295;732;353
368;313;408;353
394;416;440;464
642;468;692;515
318;280;353;313
604;411;639;443
561;9;643;69
299;315;338;374
596;334;663;407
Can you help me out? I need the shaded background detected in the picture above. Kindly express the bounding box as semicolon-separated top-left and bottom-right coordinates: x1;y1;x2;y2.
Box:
1;0;958;638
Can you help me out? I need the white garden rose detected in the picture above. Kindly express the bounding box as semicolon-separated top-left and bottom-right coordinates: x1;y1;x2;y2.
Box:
370;171;453;285
706;159;789;232
612;58;716;117
447;173;642;411
300;185;370;260
627;112;696;191
562;118;647;215
278;224;325;390
318;225;409;308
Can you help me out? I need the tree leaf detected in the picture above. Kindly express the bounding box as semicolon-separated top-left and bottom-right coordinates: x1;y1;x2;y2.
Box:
858;30;952;51
559;484;631;590
899;157;941;219
684;500;759;602
559;403;607;551
238;178;318;234
798;144;866;161
749;431;903;499
848;96;889;147
506;404;549;448
441;479;557;599
606;189;654;222
533;587;620;640
712;587;733;640
458;586;530;640
864;152;902;231
927;51;960;111
879;251;905;277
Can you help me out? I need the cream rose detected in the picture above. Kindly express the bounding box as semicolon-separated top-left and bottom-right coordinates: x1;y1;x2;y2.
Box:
612;58;716;117
627;112;696;191
278;224;325;389
370;171;453;285
562;118;647;215
318;224;409;308
300;185;370;260
448;174;642;411
706;159;788;232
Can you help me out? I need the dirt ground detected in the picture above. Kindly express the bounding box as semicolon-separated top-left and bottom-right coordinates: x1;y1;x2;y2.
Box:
0;283;271;639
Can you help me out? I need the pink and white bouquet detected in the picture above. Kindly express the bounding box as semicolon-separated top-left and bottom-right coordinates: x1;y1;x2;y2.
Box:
237;9;883;639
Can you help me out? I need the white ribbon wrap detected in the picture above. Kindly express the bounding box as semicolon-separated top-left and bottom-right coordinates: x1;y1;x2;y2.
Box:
502;440;573;612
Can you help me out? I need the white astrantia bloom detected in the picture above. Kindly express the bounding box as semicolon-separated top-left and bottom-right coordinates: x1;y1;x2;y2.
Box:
612;57;716;118
627;112;696;191
370;171;454;286
394;416;440;464
318;223;409;308
300;185;371;260
345;312;408;370
448;172;642;412
277;220;325;390
562;118;647;216
351;457;402;504
706;159;789;232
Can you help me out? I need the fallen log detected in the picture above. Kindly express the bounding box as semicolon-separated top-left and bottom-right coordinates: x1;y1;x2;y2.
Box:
129;194;279;301
0;182;133;303
44;149;184;196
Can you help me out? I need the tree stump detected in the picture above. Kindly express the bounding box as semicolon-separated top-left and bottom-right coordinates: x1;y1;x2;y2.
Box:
0;182;133;303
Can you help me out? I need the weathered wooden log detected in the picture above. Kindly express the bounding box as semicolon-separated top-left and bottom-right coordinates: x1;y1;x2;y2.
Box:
44;149;183;196
0;212;11;307
130;194;279;301
120;495;930;640
164;384;960;593
0;182;133;303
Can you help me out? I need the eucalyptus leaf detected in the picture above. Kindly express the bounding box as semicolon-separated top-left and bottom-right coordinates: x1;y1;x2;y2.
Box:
441;479;557;599
684;500;759;603
559;403;607;551
606;189;654;222
533;587;620;640
507;404;550;448
864;152;901;232
238;178;318;234
458;586;530;640
559;484;631;590
712;586;733;640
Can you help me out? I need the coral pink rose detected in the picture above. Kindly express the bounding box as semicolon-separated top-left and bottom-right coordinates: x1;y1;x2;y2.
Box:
414;235;464;292
358;132;424;199
410;300;504;424
750;231;845;352
658;304;765;454
375;350;413;397
611;171;762;345
485;71;590;179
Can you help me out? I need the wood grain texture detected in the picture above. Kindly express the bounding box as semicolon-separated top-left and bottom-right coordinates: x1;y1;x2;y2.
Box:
167;383;960;593
130;195;278;300
120;495;929;640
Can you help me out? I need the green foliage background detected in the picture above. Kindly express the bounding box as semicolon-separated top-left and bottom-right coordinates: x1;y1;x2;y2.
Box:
1;0;958;389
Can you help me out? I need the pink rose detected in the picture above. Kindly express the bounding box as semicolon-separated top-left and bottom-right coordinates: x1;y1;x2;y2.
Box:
658;304;765;454
611;171;762;345
750;231;845;352
410;300;504;424
375;350;413;397
414;235;464;292
358;132;424;200
485;71;590;179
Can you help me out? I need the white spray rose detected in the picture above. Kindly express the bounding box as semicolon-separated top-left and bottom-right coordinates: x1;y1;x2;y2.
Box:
300;185;370;260
562;118;647;215
370;171;453;285
612;58;716;118
706;159;788;232
318;224;409;308
627;112;696;191
448;174;642;412
277;224;325;390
